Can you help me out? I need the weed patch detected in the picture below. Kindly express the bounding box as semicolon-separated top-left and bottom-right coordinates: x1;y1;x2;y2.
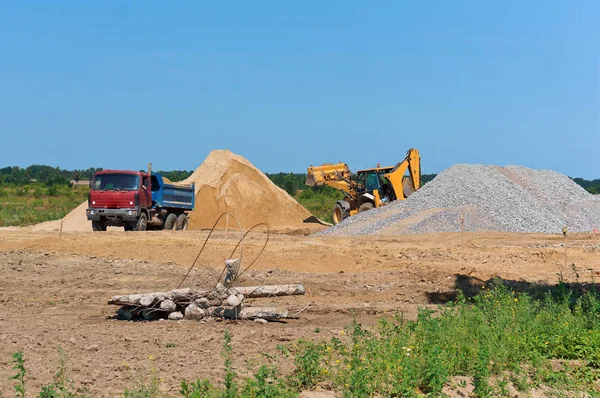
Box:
289;285;600;396
0;185;88;226
4;285;600;397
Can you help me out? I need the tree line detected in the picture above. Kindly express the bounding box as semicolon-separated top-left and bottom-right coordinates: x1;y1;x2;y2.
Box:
265;172;600;196
0;165;102;186
1;165;598;195
571;178;600;195
0;166;194;187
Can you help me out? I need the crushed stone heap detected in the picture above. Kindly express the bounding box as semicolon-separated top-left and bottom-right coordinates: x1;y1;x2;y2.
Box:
319;164;600;236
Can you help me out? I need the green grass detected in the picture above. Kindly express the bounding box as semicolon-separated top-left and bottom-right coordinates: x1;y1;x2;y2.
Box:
293;284;600;397
6;283;600;397
0;181;341;227
0;184;88;227
295;188;344;224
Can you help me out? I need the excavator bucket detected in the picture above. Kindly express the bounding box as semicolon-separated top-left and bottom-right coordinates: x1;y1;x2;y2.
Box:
306;163;352;187
402;176;416;198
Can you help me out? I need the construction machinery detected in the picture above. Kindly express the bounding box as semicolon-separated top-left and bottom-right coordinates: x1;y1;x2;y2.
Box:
306;148;421;225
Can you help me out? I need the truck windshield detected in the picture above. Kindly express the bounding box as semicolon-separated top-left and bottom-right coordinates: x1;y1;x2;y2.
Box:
92;174;139;191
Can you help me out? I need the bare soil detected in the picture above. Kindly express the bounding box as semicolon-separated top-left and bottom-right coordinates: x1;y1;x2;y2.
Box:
1;229;599;396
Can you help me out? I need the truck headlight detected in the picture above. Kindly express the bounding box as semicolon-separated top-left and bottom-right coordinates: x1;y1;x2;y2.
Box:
90;210;95;215
127;210;133;215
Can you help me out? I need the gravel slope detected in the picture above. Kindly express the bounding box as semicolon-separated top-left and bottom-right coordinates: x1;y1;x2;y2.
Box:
320;165;600;236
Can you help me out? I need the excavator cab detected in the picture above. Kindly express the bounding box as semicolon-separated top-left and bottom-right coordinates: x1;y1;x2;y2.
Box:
365;172;380;192
353;168;393;211
356;170;384;194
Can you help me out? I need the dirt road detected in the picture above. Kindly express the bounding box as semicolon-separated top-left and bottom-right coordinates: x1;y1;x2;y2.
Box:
1;229;599;395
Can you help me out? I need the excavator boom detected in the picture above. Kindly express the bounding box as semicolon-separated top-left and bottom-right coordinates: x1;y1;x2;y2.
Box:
384;148;421;200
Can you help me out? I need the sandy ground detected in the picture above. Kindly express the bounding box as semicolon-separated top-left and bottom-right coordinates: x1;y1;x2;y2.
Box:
1;229;600;396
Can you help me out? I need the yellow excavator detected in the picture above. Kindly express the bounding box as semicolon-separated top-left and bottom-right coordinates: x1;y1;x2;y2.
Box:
306;148;421;225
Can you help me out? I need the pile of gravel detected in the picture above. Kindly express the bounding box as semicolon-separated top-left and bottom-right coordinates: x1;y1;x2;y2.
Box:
319;165;600;236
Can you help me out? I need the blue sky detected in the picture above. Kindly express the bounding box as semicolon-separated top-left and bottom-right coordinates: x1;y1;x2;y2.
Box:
0;2;598;178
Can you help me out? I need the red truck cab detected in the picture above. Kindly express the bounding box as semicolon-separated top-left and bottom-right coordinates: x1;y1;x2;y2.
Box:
87;170;151;231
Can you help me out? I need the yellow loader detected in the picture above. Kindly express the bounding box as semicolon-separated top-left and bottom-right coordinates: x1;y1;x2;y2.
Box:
306;148;421;225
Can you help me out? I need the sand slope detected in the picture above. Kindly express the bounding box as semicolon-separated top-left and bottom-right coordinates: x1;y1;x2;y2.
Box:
32;201;89;232
180;150;316;229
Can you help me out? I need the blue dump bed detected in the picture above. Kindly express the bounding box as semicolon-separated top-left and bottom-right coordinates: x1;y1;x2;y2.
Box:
151;174;195;211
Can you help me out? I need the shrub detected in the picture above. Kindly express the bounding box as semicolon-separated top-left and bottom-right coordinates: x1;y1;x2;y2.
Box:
288;284;600;396
33;187;44;198
10;351;26;398
46;185;58;196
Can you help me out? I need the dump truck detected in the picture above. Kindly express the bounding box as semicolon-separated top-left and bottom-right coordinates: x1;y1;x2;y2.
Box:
306;148;421;225
86;166;194;232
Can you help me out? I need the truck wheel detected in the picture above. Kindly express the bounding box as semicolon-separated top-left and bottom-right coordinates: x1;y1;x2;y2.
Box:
134;213;148;231
358;202;374;213
177;214;189;230
92;221;107;231
163;213;178;231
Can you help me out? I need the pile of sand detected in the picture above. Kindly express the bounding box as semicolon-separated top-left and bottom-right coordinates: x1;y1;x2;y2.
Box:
180;150;317;229
32;201;90;232
30;150;318;232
